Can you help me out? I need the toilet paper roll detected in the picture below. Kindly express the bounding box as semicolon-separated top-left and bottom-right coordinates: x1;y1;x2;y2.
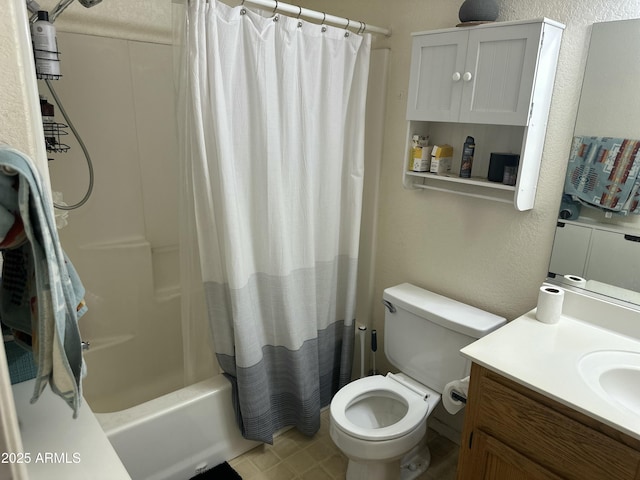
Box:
562;274;587;288
443;377;470;415
536;285;564;324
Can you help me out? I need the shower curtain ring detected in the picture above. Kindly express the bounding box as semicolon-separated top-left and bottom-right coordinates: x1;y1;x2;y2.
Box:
273;0;278;13
296;6;303;28
356;21;363;34
344;18;350;37
321;12;327;32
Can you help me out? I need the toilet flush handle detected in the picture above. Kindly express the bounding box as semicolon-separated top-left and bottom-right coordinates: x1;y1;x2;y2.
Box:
382;300;396;313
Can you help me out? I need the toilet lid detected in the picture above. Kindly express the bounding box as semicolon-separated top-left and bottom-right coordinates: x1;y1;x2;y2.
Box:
330;375;431;442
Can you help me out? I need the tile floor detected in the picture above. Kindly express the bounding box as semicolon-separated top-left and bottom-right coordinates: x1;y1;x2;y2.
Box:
229;409;460;480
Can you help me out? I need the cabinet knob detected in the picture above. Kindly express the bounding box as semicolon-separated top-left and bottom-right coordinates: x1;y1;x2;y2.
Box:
463;72;473;82
452;72;461;82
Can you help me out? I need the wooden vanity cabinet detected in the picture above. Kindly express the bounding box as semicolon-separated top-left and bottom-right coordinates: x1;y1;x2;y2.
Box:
457;363;640;480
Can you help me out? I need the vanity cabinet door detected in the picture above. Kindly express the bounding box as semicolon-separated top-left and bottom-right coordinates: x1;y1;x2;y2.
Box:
406;31;467;122
548;222;592;278
586;229;640;292
464;430;562;480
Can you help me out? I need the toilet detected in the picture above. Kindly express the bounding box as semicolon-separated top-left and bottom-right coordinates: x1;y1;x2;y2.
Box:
329;283;506;480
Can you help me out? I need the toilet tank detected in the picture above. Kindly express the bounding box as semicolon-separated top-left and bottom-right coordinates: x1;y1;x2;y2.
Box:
383;283;506;393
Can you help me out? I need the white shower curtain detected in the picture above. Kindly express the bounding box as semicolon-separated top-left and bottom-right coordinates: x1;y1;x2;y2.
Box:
176;0;370;443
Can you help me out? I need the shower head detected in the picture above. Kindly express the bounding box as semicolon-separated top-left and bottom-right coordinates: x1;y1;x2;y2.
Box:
78;0;103;7
46;0;103;23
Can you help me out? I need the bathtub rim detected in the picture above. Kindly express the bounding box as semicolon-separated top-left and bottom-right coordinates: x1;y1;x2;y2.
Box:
95;374;235;436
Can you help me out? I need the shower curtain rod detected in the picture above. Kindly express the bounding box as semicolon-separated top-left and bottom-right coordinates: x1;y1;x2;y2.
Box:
241;0;391;36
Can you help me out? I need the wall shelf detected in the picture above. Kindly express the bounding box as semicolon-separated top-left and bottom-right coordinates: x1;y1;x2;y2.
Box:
405;171;516;191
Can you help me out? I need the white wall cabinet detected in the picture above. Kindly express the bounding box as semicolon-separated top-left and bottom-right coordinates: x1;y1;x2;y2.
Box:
403;18;564;211
407;22;543;126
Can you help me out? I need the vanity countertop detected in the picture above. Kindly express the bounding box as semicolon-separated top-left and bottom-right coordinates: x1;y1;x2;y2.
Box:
461;300;640;441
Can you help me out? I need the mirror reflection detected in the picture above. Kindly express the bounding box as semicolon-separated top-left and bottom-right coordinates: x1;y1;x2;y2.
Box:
548;18;640;305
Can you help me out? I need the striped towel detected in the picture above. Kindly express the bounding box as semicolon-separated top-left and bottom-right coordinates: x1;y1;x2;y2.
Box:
564;136;640;215
0;145;87;417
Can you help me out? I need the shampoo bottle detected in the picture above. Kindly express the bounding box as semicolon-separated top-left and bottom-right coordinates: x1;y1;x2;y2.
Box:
459;136;475;178
31;11;61;79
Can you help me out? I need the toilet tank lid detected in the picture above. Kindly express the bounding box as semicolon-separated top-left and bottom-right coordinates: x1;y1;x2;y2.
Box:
383;283;506;338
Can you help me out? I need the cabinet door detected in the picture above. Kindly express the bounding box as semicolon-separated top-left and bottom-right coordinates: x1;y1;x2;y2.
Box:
586;229;640;292
548;222;592;278
406;31;467;122
463;430;563;480
460;23;542;126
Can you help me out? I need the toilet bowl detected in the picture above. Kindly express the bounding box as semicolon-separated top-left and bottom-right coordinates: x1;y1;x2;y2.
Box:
329;283;507;480
330;373;441;480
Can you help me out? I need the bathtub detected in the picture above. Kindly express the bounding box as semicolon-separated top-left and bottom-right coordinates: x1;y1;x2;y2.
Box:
95;375;259;480
78;297;258;480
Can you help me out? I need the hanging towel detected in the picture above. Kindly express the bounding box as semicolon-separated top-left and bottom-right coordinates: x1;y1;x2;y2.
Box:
564;136;640;215
0;144;87;417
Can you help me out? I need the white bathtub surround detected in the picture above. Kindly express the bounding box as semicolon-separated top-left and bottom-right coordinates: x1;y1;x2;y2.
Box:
48;30;193;413
176;0;371;443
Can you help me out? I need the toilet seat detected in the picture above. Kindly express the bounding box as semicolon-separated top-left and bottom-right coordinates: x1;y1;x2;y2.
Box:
330;374;435;442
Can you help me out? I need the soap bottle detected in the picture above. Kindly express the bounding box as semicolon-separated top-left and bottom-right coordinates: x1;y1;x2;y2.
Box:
459;136;475;178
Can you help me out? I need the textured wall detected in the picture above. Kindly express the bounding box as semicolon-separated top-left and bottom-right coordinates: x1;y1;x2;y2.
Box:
1;0;50;178
0;2;51;475
291;0;640;376
36;0;173;43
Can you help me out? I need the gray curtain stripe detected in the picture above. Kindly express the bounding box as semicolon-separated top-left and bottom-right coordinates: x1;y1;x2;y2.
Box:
203;257;358;442
217;319;354;443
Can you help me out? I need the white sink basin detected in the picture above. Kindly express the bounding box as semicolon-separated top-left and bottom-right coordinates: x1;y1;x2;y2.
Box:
578;350;640;416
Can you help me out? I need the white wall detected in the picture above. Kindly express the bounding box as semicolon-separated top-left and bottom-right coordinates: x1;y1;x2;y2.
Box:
35;0;173;44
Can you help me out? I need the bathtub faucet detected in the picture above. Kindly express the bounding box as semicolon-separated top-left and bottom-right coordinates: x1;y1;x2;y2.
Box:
81;341;90;351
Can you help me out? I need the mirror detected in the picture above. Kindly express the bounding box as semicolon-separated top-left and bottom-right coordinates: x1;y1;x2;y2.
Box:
548;18;640;305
